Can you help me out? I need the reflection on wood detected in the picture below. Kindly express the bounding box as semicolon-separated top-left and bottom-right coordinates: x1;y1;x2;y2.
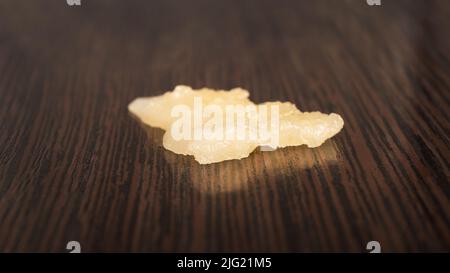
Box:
139;120;339;194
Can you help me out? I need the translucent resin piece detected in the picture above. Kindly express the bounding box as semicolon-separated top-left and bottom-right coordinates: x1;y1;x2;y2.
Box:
263;102;344;148
128;85;252;130
128;85;344;164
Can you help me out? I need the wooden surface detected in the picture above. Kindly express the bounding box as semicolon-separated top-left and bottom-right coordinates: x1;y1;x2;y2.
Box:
0;0;449;252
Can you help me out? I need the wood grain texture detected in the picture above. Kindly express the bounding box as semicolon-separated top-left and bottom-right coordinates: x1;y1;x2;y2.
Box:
0;0;449;252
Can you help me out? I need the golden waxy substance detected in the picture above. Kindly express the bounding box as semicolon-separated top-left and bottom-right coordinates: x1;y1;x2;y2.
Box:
128;85;344;164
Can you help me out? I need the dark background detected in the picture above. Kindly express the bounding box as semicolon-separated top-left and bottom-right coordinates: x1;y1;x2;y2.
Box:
0;0;449;252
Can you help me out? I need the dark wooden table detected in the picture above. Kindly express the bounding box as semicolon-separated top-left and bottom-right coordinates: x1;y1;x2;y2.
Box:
0;0;448;252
